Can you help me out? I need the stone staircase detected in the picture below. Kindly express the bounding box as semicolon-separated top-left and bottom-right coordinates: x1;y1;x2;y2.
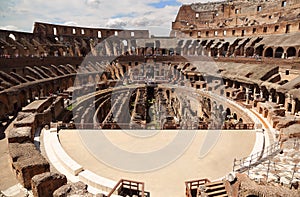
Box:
199;180;228;197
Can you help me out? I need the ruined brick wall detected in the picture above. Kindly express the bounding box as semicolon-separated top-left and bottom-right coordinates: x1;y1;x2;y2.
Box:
172;0;300;38
33;22;149;40
0;22;149;58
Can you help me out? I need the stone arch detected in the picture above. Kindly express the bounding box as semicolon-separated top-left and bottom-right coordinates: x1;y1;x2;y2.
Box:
295;98;300;113
255;45;264;56
245;47;254;57
68;78;74;87
95;74;100;83
31;87;40;99
269;88;277;102
80;47;88;57
88;75;94;84
0;101;9;119
226;108;231;116
122;65;127;74
219;104;224;112
8;33;16;41
233;112;237;120
286;47;296;58
211;47;218;57
275;47;284;58
219;42;229;57
74;78;81;87
264;47;273;57
19;90;28;107
60;79;68;91
122;40;128;46
101;73;108;82
169;48;174;55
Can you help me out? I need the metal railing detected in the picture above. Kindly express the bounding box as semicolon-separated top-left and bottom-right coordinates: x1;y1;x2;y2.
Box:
185;179;211;197
107;179;149;197
233;141;281;172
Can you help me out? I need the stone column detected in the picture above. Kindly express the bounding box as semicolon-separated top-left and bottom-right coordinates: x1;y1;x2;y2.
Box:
284;94;289;111
246;87;249;104
276;95;280;104
269;95;272;102
291;99;296;115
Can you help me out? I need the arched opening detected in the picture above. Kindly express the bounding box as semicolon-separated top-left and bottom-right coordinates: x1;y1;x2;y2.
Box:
264;47;273;57
98;31;102;38
255;45;264;56
275;47;284;58
245;47;254;57
122;40;128;46
0;101;9;121
8;33;16;41
211;48;218;57
287;47;296;58
219;104;224;112
122;65;127;74
88;75;94;84
219;42;229;57
169;48;174;55
226;108;231;117
53;27;57;35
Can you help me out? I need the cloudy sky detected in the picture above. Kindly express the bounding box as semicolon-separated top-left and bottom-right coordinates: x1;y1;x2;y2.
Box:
0;0;213;36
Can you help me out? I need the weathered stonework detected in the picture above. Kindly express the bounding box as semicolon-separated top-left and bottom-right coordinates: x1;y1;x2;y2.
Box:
53;181;91;197
31;172;67;197
8;126;32;143
12;155;50;189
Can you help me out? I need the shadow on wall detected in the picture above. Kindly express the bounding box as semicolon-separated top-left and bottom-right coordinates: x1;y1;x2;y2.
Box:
0;125;6;140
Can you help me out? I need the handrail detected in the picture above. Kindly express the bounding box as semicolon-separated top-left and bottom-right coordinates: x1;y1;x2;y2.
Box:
233;141;280;172
107;179;146;197
185;178;211;197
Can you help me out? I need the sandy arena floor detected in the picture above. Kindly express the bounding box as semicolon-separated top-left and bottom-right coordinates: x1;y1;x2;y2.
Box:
59;129;256;197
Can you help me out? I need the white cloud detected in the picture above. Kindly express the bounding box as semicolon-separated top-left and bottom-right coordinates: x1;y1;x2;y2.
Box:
0;0;219;36
0;25;19;31
105;18;128;29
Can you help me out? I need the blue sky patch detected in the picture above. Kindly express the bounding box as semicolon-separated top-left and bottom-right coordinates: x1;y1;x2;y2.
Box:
112;12;137;19
148;0;180;8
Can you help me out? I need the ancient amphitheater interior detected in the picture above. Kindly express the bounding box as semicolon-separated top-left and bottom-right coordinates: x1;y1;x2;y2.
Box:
0;0;300;196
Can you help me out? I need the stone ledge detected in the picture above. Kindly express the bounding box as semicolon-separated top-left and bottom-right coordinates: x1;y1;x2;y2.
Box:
49;131;83;175
8;126;32;143
8;142;38;163
78;170;117;194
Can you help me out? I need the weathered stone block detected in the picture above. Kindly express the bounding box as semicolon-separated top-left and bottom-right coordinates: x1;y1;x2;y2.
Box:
14;112;37;135
8;142;37;162
8;126;32;143
53;181;91;197
32;172;67;197
272;108;285;117
12;154;50;189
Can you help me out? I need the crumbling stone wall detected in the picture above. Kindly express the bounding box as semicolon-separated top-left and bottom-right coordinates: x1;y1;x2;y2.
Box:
31;172;67;197
172;0;300;38
8;141;50;189
53;181;92;197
